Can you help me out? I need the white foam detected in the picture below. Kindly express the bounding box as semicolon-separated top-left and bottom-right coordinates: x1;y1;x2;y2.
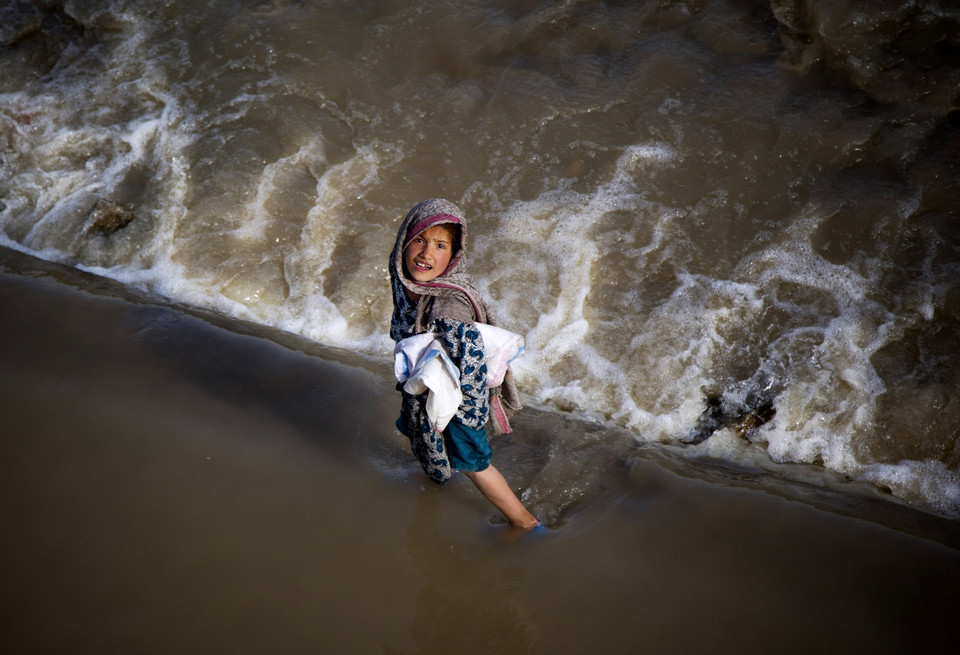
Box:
860;460;960;517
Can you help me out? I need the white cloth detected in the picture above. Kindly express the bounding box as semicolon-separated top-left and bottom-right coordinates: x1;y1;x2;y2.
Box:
393;324;524;431
474;323;524;387
394;332;461;431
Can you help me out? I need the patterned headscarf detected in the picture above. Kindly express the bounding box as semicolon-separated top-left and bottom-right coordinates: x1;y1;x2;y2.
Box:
389;198;488;336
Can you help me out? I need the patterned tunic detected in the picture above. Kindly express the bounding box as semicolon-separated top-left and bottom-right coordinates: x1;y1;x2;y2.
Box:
393;291;489;483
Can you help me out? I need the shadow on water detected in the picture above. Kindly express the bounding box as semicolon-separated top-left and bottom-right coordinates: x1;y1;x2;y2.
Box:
124;302;394;462
1;246;396;461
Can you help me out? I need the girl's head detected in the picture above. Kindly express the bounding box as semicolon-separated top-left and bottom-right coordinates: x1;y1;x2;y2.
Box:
393;199;467;289
389;198;487;329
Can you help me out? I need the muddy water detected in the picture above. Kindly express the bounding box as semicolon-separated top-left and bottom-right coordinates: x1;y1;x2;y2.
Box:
1;1;959;530
2;246;959;654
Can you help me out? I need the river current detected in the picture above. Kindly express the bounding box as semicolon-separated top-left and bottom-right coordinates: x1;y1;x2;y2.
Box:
1;0;959;518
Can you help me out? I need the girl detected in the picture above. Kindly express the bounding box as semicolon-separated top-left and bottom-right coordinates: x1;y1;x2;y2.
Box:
389;198;540;531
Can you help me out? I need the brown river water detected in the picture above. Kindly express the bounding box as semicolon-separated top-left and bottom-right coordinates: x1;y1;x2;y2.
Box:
1;2;960;649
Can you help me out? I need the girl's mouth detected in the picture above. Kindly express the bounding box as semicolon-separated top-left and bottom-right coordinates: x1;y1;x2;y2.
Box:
415;261;432;271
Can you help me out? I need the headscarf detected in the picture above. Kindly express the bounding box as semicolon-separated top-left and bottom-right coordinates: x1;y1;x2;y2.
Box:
389;198;487;333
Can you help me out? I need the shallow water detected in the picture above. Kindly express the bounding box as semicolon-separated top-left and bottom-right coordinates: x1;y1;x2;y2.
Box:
1;0;959;517
2;246;959;654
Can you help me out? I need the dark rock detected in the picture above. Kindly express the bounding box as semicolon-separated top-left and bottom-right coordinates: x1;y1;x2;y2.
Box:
85;199;135;237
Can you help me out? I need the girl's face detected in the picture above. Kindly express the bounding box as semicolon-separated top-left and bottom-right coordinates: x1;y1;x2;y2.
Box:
403;224;456;283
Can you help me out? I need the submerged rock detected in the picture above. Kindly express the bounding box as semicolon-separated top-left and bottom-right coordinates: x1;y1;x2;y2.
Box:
85;199;135;237
0;0;42;46
683;374;778;445
770;0;960;117
0;0;87;93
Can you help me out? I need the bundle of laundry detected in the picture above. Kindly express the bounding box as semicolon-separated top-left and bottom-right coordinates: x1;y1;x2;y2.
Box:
393;323;524;431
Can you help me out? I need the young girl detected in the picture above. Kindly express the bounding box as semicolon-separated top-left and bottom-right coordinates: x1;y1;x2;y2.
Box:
389;198;540;531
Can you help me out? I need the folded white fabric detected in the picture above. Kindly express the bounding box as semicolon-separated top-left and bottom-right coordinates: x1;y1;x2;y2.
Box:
393;324;524;431
394;333;462;431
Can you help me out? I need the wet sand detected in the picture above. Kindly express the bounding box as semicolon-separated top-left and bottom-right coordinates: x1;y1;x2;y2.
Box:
2;245;959;655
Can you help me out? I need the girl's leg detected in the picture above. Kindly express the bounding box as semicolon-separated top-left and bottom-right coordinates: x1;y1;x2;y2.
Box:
463;465;539;529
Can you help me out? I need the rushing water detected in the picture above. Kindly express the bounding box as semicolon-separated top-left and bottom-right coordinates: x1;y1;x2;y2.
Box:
1;0;959;518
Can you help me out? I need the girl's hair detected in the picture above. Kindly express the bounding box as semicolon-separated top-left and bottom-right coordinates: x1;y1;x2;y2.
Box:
442;223;462;257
